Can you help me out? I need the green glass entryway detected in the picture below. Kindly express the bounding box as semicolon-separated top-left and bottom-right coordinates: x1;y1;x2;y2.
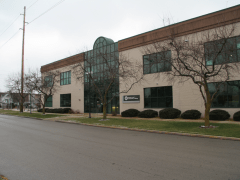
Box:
84;37;119;114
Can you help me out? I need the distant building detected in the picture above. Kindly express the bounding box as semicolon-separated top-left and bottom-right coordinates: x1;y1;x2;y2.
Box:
0;92;41;108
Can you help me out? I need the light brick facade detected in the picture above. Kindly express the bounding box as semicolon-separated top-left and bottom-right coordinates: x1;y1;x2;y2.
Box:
41;5;240;117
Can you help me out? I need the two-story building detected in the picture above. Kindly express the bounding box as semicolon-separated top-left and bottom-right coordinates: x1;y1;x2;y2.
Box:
41;5;240;117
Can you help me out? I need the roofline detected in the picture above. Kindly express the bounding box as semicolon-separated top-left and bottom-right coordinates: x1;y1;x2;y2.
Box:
41;53;84;73
118;4;240;42
41;53;82;67
41;4;240;72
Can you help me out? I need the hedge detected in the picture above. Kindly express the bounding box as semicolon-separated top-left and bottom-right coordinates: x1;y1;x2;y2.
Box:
233;111;240;121
209;109;230;121
181;110;201;119
159;108;181;119
121;109;140;117
37;108;72;113
138;110;158;118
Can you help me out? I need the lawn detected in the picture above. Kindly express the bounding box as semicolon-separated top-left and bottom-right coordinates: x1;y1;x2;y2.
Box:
1;109;240;138
0;109;64;119
70;117;240;138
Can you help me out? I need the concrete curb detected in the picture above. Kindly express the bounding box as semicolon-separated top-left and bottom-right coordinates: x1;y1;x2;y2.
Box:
1;113;239;141
55;120;240;141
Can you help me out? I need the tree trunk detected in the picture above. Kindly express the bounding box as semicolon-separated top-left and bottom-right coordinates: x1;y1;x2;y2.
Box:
103;103;107;119
20;103;23;113
204;102;211;126
43;95;47;115
42;103;45;115
204;85;211;127
102;94;107;119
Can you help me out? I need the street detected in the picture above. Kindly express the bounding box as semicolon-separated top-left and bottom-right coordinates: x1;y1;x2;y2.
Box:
0;114;240;180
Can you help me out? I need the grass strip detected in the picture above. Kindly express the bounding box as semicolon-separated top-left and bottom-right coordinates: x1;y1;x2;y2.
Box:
70;117;240;138
0;109;64;119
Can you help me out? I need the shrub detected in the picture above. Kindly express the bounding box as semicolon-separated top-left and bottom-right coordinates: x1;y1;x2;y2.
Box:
37;108;72;113
52;108;64;113
62;108;72;113
37;108;49;112
121;109;140;117
233;111;240;121
138;110;158;118
181;110;201;119
159;108;181;119
209;109;230;121
68;109;74;114
45;108;51;113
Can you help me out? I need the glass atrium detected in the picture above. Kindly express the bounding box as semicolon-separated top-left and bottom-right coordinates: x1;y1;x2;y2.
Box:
84;37;119;114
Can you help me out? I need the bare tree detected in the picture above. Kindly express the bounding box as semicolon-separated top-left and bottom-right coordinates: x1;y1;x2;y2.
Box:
6;73;30;111
73;49;144;119
26;70;60;114
143;22;239;126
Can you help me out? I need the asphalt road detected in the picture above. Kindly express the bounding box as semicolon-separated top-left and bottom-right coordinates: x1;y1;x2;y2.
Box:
0;115;240;180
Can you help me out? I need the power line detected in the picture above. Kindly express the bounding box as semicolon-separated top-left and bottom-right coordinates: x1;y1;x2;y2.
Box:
0;30;20;50
27;0;39;10
0;0;21;33
28;0;65;25
0;0;66;50
0;15;21;38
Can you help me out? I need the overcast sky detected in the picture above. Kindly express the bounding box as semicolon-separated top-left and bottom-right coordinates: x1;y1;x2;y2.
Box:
0;0;239;92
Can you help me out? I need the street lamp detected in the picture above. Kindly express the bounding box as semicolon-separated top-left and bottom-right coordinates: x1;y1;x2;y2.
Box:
86;71;93;118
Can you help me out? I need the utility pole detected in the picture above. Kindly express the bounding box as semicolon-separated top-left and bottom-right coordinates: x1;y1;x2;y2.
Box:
86;71;92;118
20;6;26;113
30;92;32;114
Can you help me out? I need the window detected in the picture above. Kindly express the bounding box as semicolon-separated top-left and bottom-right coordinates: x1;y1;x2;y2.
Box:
205;36;240;66
45;95;52;107
44;76;52;87
143;51;171;74
208;80;240;108
60;71;71;85
144;86;173;108
60;94;71;107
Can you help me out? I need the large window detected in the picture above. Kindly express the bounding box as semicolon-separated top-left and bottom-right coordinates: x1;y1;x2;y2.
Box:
205;36;240;66
44;75;52;87
60;94;71;107
60;71;71;85
208;80;240;108
144;86;173;108
45;95;52;107
143;51;171;74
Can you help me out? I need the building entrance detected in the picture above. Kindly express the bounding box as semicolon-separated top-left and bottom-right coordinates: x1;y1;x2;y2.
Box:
84;36;120;114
